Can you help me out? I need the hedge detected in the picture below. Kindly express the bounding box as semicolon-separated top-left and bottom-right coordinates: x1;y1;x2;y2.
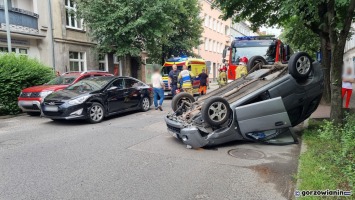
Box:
0;53;54;115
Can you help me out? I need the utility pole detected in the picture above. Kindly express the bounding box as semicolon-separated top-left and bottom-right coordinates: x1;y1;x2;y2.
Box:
3;0;12;52
47;0;56;71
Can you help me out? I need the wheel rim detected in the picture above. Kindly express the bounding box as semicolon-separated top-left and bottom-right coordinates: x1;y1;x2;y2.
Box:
90;105;103;122
208;102;227;122
142;98;149;110
296;56;311;75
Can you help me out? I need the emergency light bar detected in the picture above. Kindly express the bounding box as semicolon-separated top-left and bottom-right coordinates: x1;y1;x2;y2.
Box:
235;35;276;41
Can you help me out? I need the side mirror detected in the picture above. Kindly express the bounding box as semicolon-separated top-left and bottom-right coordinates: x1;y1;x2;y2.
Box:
222;48;227;59
108;86;118;91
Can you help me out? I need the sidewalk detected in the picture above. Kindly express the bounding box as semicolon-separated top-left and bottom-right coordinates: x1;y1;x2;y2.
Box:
311;85;355;119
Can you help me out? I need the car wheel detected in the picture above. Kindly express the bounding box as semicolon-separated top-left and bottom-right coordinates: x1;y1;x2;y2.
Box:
201;97;231;126
288;52;313;79
171;92;195;112
27;112;40;116
87;102;105;123
140;97;150;112
247;56;267;72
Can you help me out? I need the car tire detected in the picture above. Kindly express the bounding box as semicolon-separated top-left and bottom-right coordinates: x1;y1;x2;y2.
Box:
87;102;105;124
140;96;150;112
288;52;313;79
171;92;195;112
27;112;40;116
201;97;231;126
247;56;267;72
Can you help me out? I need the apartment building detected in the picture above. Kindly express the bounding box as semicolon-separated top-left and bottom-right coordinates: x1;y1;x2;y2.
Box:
0;0;143;79
196;0;255;80
344;23;355;71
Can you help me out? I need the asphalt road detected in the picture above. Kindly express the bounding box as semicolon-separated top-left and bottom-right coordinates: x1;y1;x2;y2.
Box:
0;99;300;200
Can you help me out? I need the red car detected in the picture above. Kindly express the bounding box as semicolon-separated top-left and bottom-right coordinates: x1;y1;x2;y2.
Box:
18;71;113;115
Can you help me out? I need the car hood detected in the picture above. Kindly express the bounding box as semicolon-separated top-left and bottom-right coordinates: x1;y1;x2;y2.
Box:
45;89;92;101
22;85;68;93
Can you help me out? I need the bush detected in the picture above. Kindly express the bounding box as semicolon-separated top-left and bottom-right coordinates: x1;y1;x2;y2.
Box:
0;53;54;115
299;116;355;193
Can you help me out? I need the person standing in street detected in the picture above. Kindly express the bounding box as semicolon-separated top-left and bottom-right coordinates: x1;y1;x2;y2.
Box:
342;67;354;108
197;69;209;95
178;65;195;95
168;64;180;98
151;66;165;111
218;67;227;88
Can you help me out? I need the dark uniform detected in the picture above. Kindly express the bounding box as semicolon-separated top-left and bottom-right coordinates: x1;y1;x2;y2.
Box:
168;69;180;97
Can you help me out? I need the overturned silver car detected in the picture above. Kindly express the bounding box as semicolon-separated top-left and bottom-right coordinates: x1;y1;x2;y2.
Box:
165;52;324;148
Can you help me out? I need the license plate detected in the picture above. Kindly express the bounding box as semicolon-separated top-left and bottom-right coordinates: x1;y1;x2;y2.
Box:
21;101;33;106
44;106;58;112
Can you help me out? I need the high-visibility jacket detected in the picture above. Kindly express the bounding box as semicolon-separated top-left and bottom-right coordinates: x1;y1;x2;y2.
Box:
218;71;227;85
178;70;195;89
236;65;248;79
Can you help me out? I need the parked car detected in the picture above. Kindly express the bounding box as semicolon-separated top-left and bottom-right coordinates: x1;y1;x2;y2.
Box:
18;71;113;115
41;76;153;123
165;52;324;148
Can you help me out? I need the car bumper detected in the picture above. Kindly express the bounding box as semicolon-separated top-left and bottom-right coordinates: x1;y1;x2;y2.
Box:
41;103;88;120
18;100;41;112
164;116;208;148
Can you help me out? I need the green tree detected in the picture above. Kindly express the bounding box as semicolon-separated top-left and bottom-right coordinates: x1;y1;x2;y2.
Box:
214;0;355;124
279;16;332;103
75;0;202;64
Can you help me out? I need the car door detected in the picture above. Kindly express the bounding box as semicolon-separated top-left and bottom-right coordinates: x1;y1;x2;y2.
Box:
235;97;291;134
107;78;125;113
123;78;141;108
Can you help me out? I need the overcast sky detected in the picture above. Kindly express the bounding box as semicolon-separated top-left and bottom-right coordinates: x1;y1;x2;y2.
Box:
259;26;282;37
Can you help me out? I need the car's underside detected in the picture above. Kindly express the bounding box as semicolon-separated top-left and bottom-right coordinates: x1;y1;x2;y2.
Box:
165;52;324;149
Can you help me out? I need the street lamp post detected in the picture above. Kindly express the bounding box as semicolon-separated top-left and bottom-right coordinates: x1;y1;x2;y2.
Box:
3;0;12;52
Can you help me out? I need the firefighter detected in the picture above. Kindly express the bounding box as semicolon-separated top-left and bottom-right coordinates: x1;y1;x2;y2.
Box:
178;65;195;95
236;56;248;79
218;67;227;88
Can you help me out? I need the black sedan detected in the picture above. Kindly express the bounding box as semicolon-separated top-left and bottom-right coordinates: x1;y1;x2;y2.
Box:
41;76;153;123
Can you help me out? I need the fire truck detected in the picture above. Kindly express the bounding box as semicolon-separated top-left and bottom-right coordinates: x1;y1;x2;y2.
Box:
223;35;293;80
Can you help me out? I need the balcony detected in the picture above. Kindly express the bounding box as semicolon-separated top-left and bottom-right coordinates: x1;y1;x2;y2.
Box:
0;5;39;35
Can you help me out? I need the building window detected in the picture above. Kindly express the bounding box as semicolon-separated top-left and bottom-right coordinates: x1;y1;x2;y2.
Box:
204;38;208;50
209;16;212;29
204;15;208;27
0;47;28;55
98;54;108;71
209;39;212;51
213;19;216;31
65;0;83;30
69;51;86;71
217;21;220;33
225;25;230;35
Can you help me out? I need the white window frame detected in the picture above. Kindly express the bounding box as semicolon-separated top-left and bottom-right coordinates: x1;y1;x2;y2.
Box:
204;14;208;27
65;0;84;30
213;19;216;31
99;54;108;71
209;39;212;51
209;16;212;29
69;51;87;72
0;46;28;55
204;38;208;50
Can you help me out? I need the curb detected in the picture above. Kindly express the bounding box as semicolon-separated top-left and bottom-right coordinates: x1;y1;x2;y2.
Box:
0;113;26;119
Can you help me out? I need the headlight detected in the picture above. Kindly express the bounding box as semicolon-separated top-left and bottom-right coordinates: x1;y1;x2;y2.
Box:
68;95;90;105
40;91;53;98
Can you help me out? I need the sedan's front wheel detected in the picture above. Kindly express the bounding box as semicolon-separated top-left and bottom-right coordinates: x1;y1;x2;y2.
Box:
87;102;105;123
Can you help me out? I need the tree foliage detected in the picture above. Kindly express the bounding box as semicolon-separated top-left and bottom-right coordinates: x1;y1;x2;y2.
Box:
76;0;202;64
214;0;355;123
280;17;320;58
